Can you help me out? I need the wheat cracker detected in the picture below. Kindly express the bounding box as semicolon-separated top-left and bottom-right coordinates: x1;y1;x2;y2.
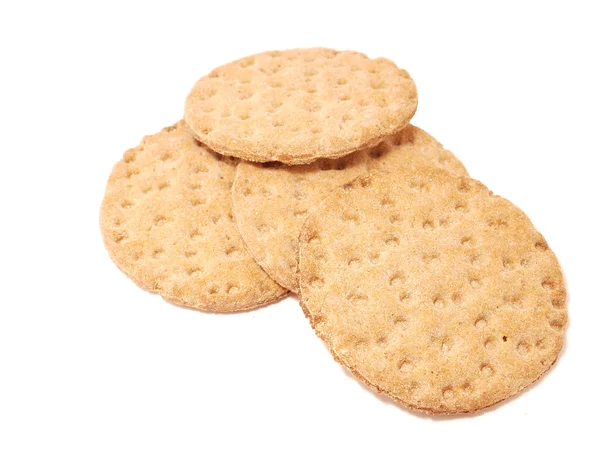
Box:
232;125;467;293
100;122;287;312
298;168;566;414
185;47;417;164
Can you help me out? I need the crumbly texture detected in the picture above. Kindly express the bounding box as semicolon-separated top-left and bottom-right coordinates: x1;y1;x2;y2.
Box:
232;125;467;293
298;168;567;414
100;122;287;312
184;48;417;164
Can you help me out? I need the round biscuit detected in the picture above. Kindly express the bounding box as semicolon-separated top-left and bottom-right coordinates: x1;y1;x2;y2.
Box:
298;168;567;414
100;122;287;312
185;47;417;164
232;125;467;293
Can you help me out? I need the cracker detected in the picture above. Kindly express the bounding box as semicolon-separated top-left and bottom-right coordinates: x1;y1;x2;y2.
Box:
100;122;287;312
298;167;566;414
232;125;467;293
184;48;417;164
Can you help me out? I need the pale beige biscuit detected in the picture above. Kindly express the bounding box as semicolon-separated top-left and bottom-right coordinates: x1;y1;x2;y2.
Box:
184;47;417;164
100;122;287;312
232;125;467;293
298;168;566;414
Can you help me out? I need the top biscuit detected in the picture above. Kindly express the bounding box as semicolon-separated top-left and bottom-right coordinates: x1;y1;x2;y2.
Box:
184;48;417;164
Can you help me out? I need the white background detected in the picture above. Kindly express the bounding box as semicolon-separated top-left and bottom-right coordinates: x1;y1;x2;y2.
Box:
1;1;598;449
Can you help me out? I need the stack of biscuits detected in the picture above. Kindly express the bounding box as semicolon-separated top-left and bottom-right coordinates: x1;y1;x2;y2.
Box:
100;48;567;414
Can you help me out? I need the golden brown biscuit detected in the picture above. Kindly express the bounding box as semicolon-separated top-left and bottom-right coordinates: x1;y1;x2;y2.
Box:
185;48;417;164
298;168;567;414
232;126;467;292
100;122;287;312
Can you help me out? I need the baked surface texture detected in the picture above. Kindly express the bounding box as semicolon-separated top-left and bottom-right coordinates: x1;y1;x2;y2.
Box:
100;122;287;312
298;168;567;414
232;125;467;292
185;48;417;164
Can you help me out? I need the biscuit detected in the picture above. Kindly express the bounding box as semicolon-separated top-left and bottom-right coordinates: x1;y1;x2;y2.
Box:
298;168;566;414
232;125;467;293
100;122;287;312
184;48;417;164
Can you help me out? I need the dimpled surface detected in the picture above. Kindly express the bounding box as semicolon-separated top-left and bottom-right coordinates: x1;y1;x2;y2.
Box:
184;48;417;164
100;122;287;312
298;168;567;414
232;125;467;293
